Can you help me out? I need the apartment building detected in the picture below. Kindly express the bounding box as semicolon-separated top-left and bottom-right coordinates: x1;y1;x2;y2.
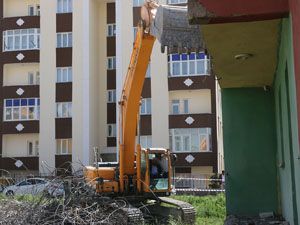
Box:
0;0;222;178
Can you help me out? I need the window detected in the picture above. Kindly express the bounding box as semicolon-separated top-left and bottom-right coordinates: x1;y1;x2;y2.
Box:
107;57;116;70
57;67;72;83
137;136;152;148
146;63;151;78
57;32;72;48
107;90;116;103
3;29;40;52
36;5;40;16
168;53;210;76
107;24;116;37
4;98;40;121
108;124;116;137
140;98;151;115
56;102;72;118
27;141;39;156
183;99;189;114
133;0;144;7
56;139;72;155
171;100;180;114
169;128;212;152
167;0;187;4
28;5;34;16
57;0;73;13
28;71;40;85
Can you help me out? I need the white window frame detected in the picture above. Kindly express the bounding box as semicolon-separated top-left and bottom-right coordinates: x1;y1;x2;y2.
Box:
57;67;72;83
28;5;35;16
169;128;212;153
168;52;210;77
57;0;73;13
36;5;40;16
57;32;72;48
107;57;116;70
171;99;180;115
27;140;39;156
107;24;116;37
56;102;72;118
107;90;117;103
107;124;117;137
4;98;40;121
146;63;151;78
56;139;72;155
167;0;187;4
183;99;189;114
28;71;40;85
140;98;151;115
3;29;40;52
137;135;152;149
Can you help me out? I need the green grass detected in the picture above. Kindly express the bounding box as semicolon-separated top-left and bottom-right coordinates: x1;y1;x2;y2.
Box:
171;194;226;225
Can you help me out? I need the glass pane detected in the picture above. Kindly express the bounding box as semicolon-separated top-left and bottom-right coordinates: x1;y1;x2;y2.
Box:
21;107;27;120
68;33;72;47
175;136;181;152
28;107;35;119
183;136;190;151
62;140;67;154
57;34;61;48
141;100;146;114
68;103;72;117
7;36;13;50
6;100;12;107
196;60;205;74
22;35;28;49
13;99;20;106
56;140;61;154
13;108;20;120
68;139;72;154
62;103;68;117
68;68;72;81
63;68;68;82
28;99;35;106
57;69;61;82
21;99;27;106
146;99;151;114
57;103;62;117
182;62;188;75
5;108;12;120
29;35;35;48
63;34;68;47
183;100;189;114
14;36;20;50
28;142;33;155
189;61;195;75
200;135;207;151
63;0;68;12
172;63;180;76
68;0;73;12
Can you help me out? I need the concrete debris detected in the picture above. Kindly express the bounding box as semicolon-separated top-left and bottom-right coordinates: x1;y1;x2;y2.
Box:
224;215;289;225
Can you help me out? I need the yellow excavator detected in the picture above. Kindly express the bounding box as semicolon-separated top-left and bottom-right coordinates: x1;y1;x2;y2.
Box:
84;1;203;224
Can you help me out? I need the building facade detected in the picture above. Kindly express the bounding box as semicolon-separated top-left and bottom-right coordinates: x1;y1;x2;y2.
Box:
0;0;221;179
188;0;300;224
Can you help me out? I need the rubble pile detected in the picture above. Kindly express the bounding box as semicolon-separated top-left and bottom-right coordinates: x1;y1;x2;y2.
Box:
0;178;133;225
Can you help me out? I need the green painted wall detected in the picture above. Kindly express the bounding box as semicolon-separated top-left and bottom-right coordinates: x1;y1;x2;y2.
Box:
222;88;278;215
274;18;300;225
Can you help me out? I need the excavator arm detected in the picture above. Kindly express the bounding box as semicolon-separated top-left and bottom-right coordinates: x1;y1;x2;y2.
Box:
118;23;155;192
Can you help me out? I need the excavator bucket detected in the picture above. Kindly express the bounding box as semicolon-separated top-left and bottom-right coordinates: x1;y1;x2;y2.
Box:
150;4;204;53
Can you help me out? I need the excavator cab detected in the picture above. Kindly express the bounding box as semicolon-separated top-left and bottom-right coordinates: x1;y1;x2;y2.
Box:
139;148;171;194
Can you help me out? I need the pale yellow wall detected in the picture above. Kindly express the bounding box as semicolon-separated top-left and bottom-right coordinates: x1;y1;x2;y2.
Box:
39;0;56;174
4;0;40;18
116;0;133;161
96;1;108;155
3;63;39;86
2;134;39;157
169;89;212;114
191;166;213;176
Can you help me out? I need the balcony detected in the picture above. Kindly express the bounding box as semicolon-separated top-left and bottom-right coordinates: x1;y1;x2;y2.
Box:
2;121;39;134
168;75;215;91
0;156;39;171
2;85;39;99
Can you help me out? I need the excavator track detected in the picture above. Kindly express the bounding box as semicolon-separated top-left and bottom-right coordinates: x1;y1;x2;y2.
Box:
121;206;145;225
159;197;196;225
